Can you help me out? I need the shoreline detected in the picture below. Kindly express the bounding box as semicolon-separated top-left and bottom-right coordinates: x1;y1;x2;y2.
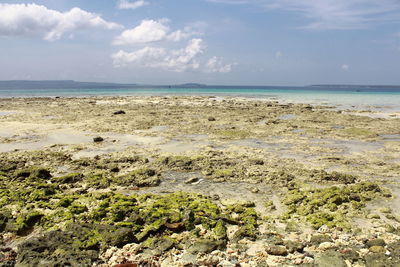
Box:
1;95;400;266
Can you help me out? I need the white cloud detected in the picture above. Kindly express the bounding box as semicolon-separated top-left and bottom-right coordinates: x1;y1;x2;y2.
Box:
113;19;199;45
206;0;400;30
117;0;149;10
112;38;233;73
0;3;121;41
275;51;283;58
112;39;204;71
113;19;169;45
206;56;233;73
341;64;349;71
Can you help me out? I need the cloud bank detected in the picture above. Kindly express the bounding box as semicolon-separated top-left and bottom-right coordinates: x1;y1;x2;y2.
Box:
113;19;198;45
117;0;149;10
208;0;400;30
112;18;232;73
112;38;233;73
0;3;120;41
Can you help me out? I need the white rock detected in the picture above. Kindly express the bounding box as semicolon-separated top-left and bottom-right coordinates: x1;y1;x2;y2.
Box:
218;260;236;267
318;242;337;250
318;225;330;233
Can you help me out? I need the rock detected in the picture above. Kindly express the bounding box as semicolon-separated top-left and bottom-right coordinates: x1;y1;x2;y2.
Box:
317;225;330;233
366;238;386;248
266;245;288;256
249;159;264;165
188;239;226;254
310;234;332;245
220;199;255;207
217;260;236;267
184;177;200;184
93;136;104;142
0;247;17;266
142;237;175;257
367;214;380;219
284;240;304;253
364;253;392;267
314;251;347;267
113;264;138;267
369;246;386;253
379;208;391;213
101;227;136;248
180;253;197;265
16;226;99;266
208;117;216;121
250;187;260;193
263;233;284;245
212;194;220;201
113;110;126;115
318;242;337;250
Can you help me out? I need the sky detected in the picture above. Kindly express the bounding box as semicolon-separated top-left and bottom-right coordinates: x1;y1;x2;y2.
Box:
1;0;400;85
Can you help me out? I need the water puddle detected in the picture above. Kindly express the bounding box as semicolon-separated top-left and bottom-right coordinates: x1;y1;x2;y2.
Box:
381;134;400;142
317;139;383;154
0;111;17;116
278;114;297;120
73;133;164;158
0;131;92;153
136;125;169;133
331;125;345;129
158;139;209;154
230;138;293;152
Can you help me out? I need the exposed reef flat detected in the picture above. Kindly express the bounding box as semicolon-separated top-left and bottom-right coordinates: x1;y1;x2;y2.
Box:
0;96;400;266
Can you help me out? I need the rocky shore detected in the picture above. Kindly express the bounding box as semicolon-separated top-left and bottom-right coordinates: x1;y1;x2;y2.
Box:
0;96;400;266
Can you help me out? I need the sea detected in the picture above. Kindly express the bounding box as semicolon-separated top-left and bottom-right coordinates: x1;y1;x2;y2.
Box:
1;85;400;112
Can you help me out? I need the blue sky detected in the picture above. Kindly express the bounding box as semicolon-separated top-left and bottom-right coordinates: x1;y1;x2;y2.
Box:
1;0;400;85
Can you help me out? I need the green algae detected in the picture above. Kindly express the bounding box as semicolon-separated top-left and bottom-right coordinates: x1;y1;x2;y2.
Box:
116;168;160;187
342;127;377;138
283;182;391;229
0;164;265;265
310;170;357;184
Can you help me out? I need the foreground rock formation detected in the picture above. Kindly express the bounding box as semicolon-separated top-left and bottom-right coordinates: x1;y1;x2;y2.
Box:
0;96;399;266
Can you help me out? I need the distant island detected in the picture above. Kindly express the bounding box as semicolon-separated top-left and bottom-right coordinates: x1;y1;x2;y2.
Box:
310;84;400;89
1;80;400;90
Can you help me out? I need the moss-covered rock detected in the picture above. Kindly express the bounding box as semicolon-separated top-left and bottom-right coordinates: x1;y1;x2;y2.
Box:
116;168;160;187
283;182;391;229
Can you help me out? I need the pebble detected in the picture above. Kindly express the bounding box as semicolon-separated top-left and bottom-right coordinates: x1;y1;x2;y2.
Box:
250;187;259;193
369;246;386;253
184;177;199;184
366;238;386;248
318;225;330;233
367;213;380;219
93;136;104;142
318;242;337;250
266;245;288;256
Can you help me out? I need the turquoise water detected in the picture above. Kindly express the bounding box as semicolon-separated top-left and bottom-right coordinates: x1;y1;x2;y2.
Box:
1;86;400;111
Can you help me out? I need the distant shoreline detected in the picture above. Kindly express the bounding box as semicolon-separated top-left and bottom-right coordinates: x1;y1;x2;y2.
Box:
1;80;400;91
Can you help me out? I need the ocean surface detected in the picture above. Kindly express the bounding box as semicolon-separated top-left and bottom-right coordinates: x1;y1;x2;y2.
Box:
1;86;400;112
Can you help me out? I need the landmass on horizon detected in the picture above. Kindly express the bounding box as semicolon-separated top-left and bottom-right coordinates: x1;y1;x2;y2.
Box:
1;80;400;90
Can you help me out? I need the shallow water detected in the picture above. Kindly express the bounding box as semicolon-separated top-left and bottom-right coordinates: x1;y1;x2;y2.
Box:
1;86;400;112
318;139;383;154
278;114;297;120
73;133;164;158
381;134;400;142
0;132;92;153
0;111;16;116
